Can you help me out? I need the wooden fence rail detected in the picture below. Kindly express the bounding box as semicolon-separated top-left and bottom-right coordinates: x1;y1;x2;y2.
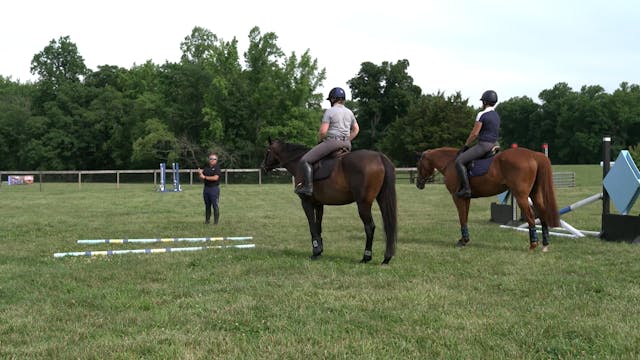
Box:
0;168;575;190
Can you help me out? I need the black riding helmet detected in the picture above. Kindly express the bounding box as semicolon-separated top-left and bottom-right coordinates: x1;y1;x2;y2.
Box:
480;90;498;106
327;87;346;101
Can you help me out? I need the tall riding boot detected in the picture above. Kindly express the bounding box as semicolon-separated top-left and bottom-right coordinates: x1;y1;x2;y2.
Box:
454;161;472;198
294;161;313;196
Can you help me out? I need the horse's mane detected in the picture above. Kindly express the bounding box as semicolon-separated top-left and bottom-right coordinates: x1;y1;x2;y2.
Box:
440;147;459;153
426;147;459;158
271;140;310;164
281;142;310;154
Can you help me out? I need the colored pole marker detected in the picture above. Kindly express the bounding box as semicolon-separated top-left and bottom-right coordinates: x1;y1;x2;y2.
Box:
77;236;253;245
54;244;255;258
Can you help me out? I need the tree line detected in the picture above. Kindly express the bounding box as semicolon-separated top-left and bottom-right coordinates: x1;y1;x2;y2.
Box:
2;26;640;171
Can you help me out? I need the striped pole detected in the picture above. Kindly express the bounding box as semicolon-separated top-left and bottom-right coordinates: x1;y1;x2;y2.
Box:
54;243;255;258
77;236;253;245
558;193;603;215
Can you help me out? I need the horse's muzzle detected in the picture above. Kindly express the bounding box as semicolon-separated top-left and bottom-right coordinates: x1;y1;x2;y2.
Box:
416;178;426;190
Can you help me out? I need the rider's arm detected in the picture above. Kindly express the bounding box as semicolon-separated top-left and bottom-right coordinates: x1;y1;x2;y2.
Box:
318;122;329;142
465;122;482;146
349;121;360;141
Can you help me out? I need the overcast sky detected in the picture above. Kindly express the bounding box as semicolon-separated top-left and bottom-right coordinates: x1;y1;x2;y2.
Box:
2;0;638;105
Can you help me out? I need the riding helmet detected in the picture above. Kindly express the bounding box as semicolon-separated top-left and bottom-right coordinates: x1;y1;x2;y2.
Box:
480;90;498;105
327;87;346;100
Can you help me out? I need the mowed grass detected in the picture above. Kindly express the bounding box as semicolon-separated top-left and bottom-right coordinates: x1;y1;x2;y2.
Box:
1;166;639;359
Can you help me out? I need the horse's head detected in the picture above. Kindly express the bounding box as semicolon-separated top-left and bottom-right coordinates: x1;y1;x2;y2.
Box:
415;150;435;190
261;137;282;174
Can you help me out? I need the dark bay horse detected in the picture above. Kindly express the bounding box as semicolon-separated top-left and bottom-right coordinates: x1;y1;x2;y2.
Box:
261;139;397;264
416;147;560;251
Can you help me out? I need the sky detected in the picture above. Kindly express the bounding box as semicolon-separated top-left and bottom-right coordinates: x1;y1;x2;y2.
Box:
2;0;639;106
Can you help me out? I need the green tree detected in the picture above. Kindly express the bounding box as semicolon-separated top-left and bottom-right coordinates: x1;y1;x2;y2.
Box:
30;35;89;87
0;77;34;170
131;118;179;168
159;62;212;143
609;82;640;148
497;96;541;149
555;85;610;164
348;59;422;150
30;35;89;111
380;92;474;165
124;61;170;161
198;26;324;167
84;65;136;168
537;83;574;163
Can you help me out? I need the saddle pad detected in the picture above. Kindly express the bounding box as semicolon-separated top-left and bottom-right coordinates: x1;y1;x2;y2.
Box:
469;157;494;177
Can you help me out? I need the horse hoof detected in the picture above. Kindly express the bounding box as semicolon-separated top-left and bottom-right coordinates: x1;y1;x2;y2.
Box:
456;239;468;247
312;247;323;257
381;257;392;265
529;242;539;251
360;256;372;263
309;254;321;260
541;245;549;253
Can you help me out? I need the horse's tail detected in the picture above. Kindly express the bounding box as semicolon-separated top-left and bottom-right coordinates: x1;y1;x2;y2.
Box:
534;153;560;228
376;153;398;260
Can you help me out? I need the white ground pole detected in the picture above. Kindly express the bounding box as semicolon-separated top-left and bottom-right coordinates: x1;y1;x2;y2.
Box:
77;236;253;245
500;193;603;238
54;244;255;258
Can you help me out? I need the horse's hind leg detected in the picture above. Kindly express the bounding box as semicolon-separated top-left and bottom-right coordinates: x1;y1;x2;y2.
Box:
515;194;538;251
532;192;550;252
357;202;375;263
541;224;550;252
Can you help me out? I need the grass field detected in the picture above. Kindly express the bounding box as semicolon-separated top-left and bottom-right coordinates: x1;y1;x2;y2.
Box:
1;165;639;359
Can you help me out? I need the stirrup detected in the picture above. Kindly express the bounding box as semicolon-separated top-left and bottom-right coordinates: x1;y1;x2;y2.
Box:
294;183;312;196
455;188;471;198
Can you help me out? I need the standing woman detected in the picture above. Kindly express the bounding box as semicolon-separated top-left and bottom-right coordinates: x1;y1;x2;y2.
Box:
198;153;221;225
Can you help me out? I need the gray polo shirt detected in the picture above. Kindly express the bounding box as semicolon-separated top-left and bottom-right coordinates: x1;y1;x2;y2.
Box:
322;104;357;139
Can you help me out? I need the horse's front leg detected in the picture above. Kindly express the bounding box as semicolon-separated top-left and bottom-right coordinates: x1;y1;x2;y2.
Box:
300;198;323;259
453;197;471;247
357;202;375;263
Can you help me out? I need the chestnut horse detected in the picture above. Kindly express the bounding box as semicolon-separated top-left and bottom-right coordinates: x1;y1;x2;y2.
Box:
261;139;397;264
416;147;559;251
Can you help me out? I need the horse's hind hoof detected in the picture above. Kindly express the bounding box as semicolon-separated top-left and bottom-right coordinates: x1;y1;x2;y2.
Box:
360;256;372;263
381;257;391;265
528;242;539;252
456;238;469;247
309;254;321;260
541;245;549;253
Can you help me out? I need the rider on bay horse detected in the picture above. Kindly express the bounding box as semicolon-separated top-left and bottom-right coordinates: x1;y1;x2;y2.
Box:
295;87;360;196
454;90;501;198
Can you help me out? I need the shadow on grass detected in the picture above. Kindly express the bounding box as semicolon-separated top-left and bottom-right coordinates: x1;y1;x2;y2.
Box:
259;245;391;265
401;232;534;253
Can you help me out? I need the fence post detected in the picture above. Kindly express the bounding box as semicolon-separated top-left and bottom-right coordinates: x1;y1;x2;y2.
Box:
602;136;611;231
